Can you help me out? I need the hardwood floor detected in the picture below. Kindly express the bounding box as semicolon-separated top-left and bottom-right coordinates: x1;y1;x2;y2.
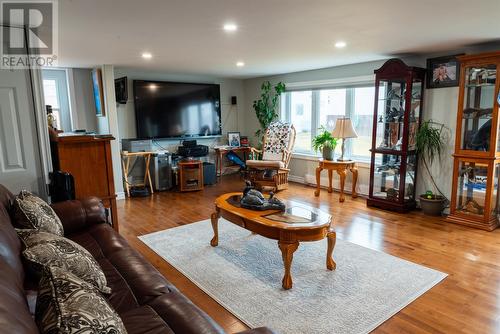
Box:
117;174;500;334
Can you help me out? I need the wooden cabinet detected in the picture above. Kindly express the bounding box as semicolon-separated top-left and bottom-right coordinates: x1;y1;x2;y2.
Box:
179;160;203;192
447;52;500;231
51;134;119;231
367;59;426;212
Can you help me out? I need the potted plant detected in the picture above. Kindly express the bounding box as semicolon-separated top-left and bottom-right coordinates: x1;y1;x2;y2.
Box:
313;127;338;160
253;81;286;147
415;120;448;215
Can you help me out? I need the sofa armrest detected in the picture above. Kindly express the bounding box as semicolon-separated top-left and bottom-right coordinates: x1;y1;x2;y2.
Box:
236;327;277;334
51;197;107;235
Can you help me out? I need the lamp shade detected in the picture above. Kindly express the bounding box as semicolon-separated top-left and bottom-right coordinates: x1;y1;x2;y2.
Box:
331;118;358;139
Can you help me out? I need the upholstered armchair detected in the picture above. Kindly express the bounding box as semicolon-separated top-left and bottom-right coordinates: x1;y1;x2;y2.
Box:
246;121;296;191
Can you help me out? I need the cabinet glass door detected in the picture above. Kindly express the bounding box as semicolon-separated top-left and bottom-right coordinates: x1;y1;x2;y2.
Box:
455;160;489;216
408;80;422;151
376;80;405;150
372;153;403;202
460;64;497;152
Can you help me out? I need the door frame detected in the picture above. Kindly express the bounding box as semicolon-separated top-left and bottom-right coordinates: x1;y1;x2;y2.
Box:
4;24;53;198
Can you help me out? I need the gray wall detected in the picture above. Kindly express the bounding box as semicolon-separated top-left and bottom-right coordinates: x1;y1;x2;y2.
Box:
113;68;246;154
71;68;98;132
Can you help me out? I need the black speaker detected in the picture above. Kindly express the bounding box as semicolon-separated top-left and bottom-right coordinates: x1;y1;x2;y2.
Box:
231;96;237;105
203;162;216;185
182;140;197;148
115;77;128;104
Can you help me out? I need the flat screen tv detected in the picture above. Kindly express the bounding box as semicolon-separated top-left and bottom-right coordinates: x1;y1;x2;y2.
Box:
133;80;222;139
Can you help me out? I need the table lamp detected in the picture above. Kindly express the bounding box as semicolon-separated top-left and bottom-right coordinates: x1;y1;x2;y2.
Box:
331;118;357;161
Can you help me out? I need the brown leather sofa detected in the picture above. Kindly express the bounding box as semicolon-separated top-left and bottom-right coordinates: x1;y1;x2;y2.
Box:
0;184;274;334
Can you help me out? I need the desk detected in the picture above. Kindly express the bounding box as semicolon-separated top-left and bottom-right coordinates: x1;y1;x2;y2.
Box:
121;151;155;197
214;146;251;179
314;159;358;202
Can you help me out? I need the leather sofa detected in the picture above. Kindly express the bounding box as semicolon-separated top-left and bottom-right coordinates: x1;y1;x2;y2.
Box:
0;184;274;334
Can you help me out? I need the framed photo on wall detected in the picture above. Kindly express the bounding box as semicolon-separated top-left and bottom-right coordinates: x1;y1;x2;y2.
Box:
228;132;241;147
426;55;463;89
92;68;106;116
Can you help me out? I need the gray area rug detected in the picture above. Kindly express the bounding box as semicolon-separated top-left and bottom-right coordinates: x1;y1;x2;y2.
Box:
139;219;446;334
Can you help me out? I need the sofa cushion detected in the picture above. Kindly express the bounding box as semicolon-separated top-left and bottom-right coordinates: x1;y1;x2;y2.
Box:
17;229;111;294
13;190;64;236
0;185;38;334
36;266;127;334
120;305;174;334
69;223;225;334
246;160;285;169
69;224;173;306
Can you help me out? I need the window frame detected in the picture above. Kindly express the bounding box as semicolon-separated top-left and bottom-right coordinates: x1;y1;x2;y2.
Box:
281;78;376;163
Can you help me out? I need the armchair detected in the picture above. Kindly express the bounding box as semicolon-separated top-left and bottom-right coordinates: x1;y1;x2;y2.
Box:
246;121;296;191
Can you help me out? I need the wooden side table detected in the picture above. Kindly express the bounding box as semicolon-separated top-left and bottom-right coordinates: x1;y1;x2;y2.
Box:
314;159;358;202
121;151;155;197
214;146;251;179
179;160;204;192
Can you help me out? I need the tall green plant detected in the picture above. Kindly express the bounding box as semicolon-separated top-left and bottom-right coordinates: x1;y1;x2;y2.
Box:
253;81;286;143
415;120;447;198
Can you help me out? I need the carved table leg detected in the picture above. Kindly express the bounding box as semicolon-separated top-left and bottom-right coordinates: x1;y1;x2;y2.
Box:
278;241;299;290
314;167;323;196
210;209;220;247
328;169;333;193
326;231;337;270
337;169;347;202
350;165;358;198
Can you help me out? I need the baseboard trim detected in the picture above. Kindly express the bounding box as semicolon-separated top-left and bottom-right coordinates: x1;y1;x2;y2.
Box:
116;192;126;200
288;175;306;184
289;174;368;196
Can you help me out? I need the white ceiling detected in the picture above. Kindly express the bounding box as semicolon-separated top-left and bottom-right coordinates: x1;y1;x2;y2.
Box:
58;0;500;78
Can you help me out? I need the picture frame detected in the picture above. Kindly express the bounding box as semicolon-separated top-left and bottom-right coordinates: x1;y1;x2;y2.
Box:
92;68;105;116
426;55;463;89
228;132;241;147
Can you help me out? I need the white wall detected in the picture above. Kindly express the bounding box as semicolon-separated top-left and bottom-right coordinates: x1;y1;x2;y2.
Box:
113;68;246;154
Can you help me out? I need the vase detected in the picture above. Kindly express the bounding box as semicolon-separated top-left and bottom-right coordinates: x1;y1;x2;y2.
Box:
322;146;334;161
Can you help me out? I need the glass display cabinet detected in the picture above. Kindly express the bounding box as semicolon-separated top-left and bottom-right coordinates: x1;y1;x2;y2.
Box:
448;52;500;231
367;59;426;212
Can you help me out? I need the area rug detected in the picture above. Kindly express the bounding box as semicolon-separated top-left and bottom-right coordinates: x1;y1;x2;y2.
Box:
139;219;446;334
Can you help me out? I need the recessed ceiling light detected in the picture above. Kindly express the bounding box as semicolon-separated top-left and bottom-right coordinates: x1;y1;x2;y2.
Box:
142;52;152;59
334;41;346;48
236;61;245;67
223;23;238;32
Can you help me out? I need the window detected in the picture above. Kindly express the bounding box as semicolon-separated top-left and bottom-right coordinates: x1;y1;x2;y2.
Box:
42;69;72;131
281;84;375;161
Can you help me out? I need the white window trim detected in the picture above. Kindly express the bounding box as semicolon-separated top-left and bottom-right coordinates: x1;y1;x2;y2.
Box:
282;76;376;162
285;75;375;90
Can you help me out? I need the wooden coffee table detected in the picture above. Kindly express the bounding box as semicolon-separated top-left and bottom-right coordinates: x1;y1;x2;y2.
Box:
210;192;335;290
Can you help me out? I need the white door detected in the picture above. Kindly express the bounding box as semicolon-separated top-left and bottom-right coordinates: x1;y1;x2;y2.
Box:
0;26;46;196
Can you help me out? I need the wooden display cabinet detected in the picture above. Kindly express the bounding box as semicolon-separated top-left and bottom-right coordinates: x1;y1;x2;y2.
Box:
367;59;426;212
448;52;500;231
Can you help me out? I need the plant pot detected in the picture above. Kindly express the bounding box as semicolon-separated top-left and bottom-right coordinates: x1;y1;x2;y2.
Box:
419;195;446;216
322;146;334;161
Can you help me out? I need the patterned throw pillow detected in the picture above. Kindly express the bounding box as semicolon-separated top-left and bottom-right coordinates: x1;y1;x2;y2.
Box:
13;190;64;236
36;266;127;334
17;229;111;294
